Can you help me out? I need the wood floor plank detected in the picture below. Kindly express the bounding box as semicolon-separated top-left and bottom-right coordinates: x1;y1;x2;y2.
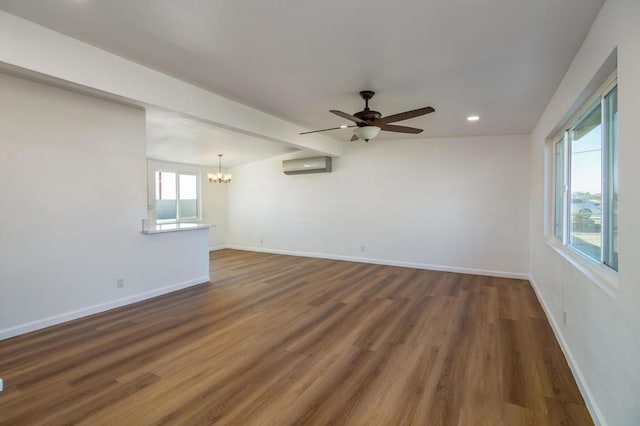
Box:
0;249;592;425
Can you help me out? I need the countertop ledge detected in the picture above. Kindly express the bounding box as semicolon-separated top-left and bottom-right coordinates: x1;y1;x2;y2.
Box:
142;223;212;234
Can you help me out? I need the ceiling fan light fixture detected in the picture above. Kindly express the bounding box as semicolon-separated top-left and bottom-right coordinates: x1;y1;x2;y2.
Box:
354;125;381;142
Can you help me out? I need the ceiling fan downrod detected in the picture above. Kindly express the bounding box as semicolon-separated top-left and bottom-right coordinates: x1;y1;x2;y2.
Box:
360;90;375;111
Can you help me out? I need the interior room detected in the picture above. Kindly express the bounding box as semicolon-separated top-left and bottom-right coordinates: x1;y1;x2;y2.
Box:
0;1;638;424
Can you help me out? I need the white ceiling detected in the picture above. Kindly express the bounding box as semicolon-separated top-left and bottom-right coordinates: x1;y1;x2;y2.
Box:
0;0;603;142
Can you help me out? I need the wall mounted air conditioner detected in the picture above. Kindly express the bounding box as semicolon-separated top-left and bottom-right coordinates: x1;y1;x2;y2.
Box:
282;156;332;175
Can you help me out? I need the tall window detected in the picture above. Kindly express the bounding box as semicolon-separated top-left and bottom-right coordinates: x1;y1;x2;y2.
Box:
155;171;199;222
553;80;618;271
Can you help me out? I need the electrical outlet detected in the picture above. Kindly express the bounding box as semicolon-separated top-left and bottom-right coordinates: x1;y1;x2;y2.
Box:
117;278;124;289
360;245;366;252
563;309;567;325
260;237;264;244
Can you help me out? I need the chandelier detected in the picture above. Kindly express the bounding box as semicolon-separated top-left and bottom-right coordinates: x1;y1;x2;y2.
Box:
208;154;232;183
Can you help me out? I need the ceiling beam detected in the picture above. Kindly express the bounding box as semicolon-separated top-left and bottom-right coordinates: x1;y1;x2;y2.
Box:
0;11;343;157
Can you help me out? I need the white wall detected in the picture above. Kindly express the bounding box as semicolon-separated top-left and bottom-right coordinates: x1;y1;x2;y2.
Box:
147;159;229;249
0;73;210;339
529;0;640;424
228;135;530;277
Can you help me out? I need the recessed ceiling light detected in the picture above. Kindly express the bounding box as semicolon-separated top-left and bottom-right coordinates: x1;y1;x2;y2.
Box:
467;116;480;121
339;125;348;128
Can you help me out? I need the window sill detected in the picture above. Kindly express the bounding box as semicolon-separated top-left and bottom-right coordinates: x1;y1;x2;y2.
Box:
156;218;200;224
545;237;618;298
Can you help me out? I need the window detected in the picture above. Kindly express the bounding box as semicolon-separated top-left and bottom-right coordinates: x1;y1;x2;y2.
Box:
552;79;618;271
155;171;199;222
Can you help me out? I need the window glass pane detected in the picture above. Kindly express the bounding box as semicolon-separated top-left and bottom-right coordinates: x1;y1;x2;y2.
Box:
156;172;176;200
179;200;197;219
554;138;564;239
179;174;197;199
605;86;618;270
155;172;177;220
569;104;602;261
178;174;198;219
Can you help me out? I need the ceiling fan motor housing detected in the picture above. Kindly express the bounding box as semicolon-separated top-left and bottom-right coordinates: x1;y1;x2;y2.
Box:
354;110;382;124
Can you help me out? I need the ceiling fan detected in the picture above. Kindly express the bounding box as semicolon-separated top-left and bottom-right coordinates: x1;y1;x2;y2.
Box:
300;91;435;142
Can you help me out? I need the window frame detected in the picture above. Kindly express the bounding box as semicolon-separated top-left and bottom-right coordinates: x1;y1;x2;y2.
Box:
154;169;202;224
602;85;618;270
553;135;566;241
566;97;604;261
547;72;618;294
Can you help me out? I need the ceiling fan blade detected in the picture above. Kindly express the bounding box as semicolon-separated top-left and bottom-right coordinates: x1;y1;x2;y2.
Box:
380;107;435;124
350;134;359;141
300;125;356;135
330;110;370;125
379;123;424;134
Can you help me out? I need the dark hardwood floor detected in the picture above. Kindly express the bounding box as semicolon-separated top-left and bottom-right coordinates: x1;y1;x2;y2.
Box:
0;249;592;425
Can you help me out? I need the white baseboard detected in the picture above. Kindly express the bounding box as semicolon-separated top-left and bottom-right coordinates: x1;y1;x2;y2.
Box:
527;274;606;426
224;244;529;280
209;245;227;252
0;275;210;341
